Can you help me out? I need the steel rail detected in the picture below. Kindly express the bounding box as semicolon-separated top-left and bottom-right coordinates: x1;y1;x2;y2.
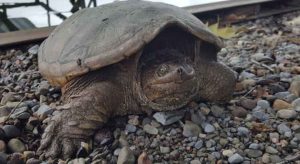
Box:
0;0;298;47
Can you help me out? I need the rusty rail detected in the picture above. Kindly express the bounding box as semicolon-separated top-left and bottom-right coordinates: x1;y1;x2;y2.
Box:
0;0;299;47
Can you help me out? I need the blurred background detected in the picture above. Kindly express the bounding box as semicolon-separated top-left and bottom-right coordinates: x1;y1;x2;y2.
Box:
0;0;225;32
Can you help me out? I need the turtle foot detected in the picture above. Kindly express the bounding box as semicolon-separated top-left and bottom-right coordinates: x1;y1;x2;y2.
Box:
37;111;91;160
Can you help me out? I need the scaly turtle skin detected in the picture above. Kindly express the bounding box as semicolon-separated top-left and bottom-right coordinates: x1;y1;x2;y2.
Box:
37;1;236;159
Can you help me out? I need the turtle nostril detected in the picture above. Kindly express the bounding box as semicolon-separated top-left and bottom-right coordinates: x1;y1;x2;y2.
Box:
177;67;183;75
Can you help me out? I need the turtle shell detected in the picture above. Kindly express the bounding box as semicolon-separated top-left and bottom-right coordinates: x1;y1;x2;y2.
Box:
38;1;223;86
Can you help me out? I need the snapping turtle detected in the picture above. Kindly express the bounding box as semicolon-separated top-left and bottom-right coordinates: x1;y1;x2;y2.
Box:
38;1;236;159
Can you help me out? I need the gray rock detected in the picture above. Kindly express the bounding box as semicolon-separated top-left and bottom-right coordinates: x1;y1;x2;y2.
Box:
117;147;135;164
190;110;206;125
202;123;215;133
265;146;278;154
194;140;203;149
11;106;30;119
34;104;53;118
153;110;185;125
143;124;158;135
277;123;291;134
0;152;6;164
228;153;244;164
190;160;201;164
182;121;201;137
262;153;270;163
211;105;224;117
35;81;50;96
2;125;21;139
240;99;257;110
274;91;291;99
248;143;259;150
7;138;25;153
252;107;269;122
270;155;282;163
269;132;279;143
26;158;42;164
125;124;136;133
292;98;300;112
277;109;297;119
245;149;262;158
237;127;250;136
160;146;170;154
28;45;39;55
68;158;86;164
114;148;121;156
257;100;270;110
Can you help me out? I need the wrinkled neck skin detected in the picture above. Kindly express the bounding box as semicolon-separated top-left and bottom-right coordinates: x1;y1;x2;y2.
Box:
195;58;236;102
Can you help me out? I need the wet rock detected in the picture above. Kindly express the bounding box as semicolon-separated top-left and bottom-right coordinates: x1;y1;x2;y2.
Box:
182;121;201;137
277;109;297;119
228;153;243;164
153;110;184;125
3;125;21;139
272;99;292;110
117;147;135;164
143;124;158;135
7;139;25;153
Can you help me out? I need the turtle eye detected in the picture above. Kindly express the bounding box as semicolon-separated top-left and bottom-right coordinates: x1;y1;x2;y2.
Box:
157;64;169;77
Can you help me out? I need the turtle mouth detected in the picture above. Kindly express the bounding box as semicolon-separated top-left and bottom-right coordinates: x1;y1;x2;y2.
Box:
145;77;198;104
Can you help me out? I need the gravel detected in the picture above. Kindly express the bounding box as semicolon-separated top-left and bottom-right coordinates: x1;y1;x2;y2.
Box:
0;10;300;164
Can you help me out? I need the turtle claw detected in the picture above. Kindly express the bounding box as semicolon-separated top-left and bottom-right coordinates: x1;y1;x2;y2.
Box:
38;112;87;160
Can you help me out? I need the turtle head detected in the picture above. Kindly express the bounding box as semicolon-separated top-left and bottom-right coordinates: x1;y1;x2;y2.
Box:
139;49;198;110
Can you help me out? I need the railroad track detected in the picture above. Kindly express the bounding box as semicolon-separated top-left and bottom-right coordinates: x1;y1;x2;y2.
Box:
0;0;299;47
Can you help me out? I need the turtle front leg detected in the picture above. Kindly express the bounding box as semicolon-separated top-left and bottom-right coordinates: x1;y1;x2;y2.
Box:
38;84;115;159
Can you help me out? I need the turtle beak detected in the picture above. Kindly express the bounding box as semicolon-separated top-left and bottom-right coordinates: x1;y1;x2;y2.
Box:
175;64;195;83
